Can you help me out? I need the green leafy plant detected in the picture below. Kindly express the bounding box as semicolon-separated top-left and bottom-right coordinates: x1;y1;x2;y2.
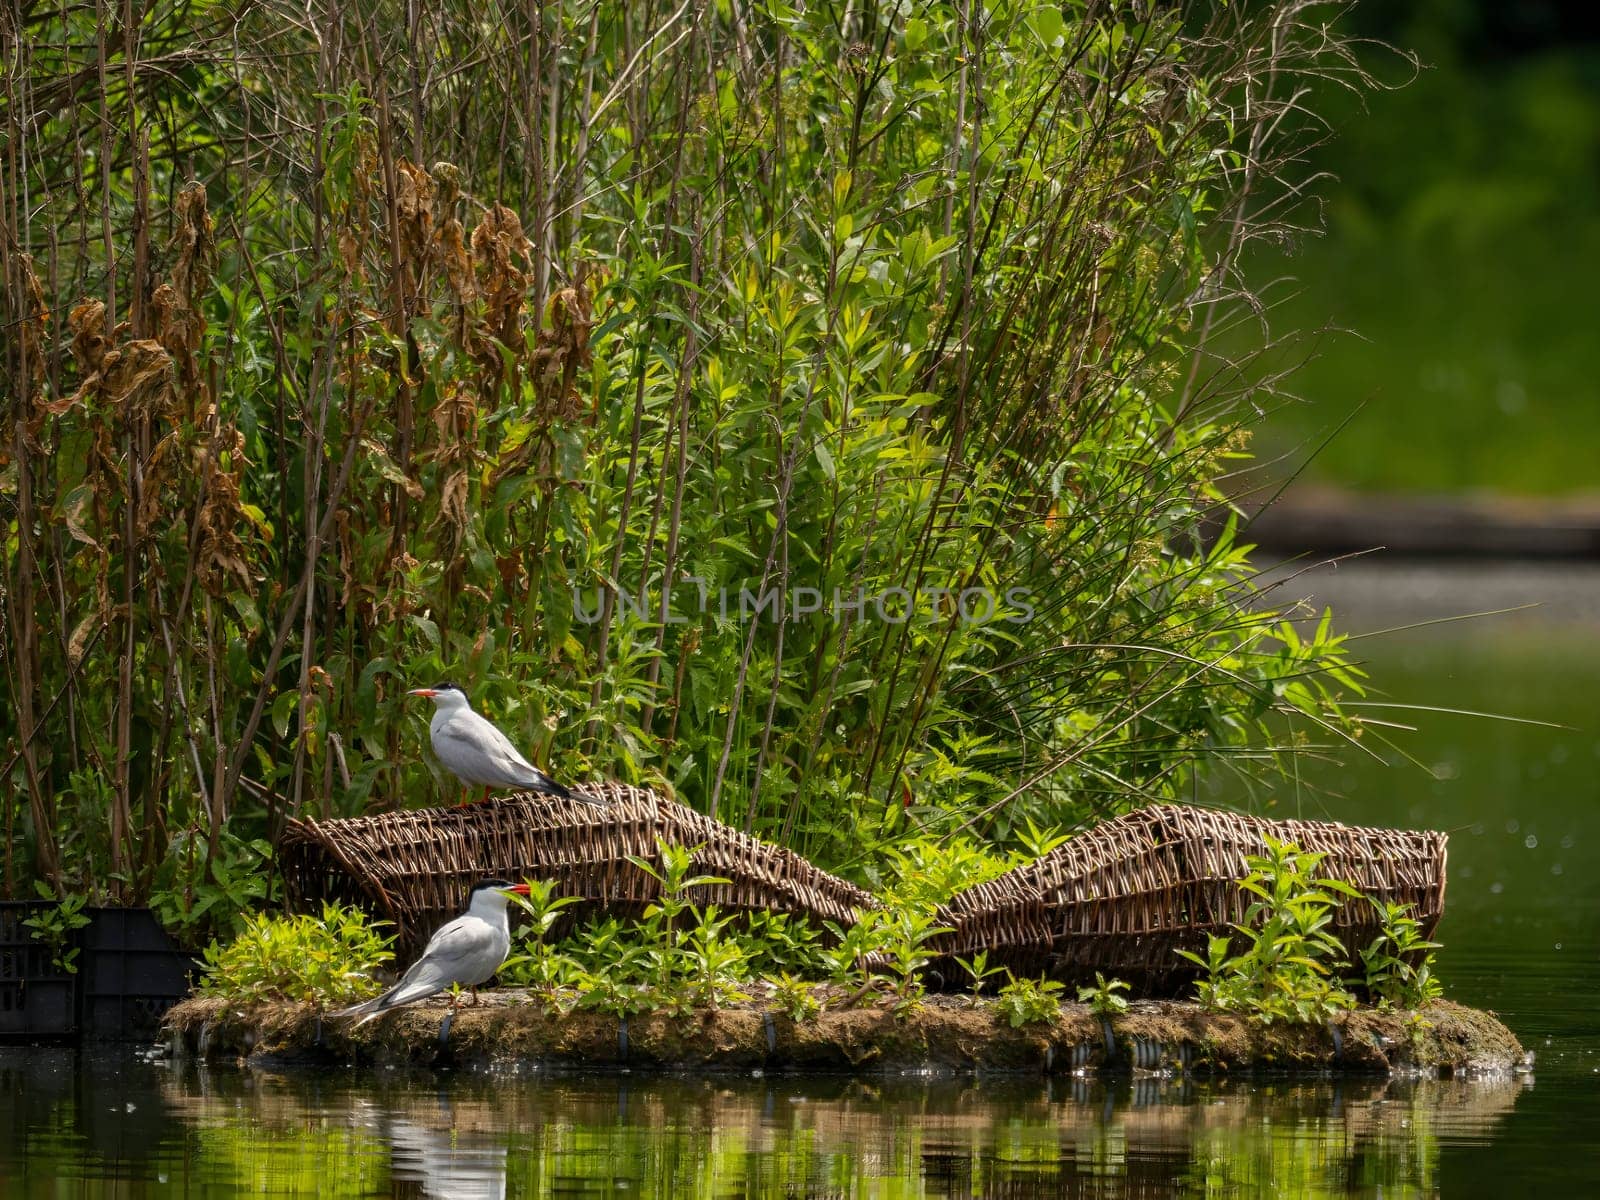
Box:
626;839;731;1002
995;973;1065;1028
820;912;899;999
149;830;276;947
872;838;1018;912
23;883;93;974
1182;934;1240;1012
680;905;752;1010
502;879;585;1008
1178;837;1357;1025
1400;1008;1436;1048
1077;973;1131;1018
198;904;394;1007
736;912;826;978
569;919;654;1017
877;907;955;1015
1014;819;1073;864
1359;900;1445;1010
955;950;1007;1006
769;972;821;1023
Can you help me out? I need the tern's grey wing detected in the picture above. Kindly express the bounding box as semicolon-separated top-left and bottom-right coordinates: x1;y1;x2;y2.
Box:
434;711;575;798
394;916;503;998
411;915;507;987
333;915;509;1023
433;711;542;789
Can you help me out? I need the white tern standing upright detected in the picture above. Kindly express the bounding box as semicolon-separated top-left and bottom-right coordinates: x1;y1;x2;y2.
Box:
408;681;598;805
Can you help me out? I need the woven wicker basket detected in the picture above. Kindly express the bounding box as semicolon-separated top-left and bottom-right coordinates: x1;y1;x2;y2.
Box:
926;804;1447;994
279;782;877;958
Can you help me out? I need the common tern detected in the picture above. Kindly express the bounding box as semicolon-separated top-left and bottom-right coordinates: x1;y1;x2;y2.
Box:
331;879;530;1025
408;682;596;805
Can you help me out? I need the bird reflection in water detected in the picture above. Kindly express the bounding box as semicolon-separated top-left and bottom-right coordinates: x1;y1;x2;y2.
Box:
354;1097;508;1200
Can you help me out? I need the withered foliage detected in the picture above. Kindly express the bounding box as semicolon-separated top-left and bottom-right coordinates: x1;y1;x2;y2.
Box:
152;183;216;405
532;269;596;426
18;256;64;444
469;205;534;373
194;426;257;597
5;69;598;897
433;161;476;324
430;379;479;540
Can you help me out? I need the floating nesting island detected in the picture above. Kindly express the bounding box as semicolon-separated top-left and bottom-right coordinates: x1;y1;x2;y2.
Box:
170;794;1525;1079
165;993;1525;1078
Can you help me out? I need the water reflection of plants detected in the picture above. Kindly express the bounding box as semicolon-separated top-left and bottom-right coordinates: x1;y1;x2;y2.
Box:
188;1122;390;1199
143;1067;1517;1199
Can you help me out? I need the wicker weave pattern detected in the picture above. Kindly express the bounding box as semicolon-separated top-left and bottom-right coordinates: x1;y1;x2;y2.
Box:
928;804;1447;993
279;782;877;958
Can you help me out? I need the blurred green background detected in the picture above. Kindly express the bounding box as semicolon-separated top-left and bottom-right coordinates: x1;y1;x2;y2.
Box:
1251;0;1600;495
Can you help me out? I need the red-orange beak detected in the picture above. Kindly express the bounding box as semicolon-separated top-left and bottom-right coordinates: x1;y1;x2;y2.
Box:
407;687;437;698
508;883;531;896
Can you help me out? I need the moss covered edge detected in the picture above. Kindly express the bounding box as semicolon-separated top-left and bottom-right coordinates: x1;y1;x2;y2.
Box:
164;994;1526;1079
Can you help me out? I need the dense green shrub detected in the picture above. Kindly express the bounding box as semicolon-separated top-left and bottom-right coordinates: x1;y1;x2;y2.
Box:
1179;837;1445;1024
5;1;1365;922
199;904;395;1006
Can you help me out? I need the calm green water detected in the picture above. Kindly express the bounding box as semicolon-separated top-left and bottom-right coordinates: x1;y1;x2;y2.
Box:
1263;606;1600;1198
0;1055;1532;1198
2;591;1595;1198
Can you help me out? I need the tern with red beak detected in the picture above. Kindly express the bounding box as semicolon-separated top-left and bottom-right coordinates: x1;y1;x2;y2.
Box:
408;682;596;805
331;879;530;1025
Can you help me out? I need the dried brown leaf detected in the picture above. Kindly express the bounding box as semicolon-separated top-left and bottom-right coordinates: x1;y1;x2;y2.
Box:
67;609;102;668
99;339;178;423
530;271;596;424
395;159;436;271
339;229;362;277
60;483;103;550
194;425;257;596
138;430;182;534
430;379;478;447
438;468;470;534
68;300;110;375
470;204;532;363
169;182;215;307
17;252;48;382
16;256;65;446
361;437;425;500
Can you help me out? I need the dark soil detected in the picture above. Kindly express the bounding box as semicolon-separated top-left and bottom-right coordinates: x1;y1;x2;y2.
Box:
163;992;1525;1078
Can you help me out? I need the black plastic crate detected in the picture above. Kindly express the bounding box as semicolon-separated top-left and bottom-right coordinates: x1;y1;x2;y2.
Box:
0;901;80;1040
78;908;199;1042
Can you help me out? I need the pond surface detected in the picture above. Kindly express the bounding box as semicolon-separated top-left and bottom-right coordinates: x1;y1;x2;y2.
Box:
0;1054;1532;1198
1251;564;1600;1197
2;567;1596;1198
